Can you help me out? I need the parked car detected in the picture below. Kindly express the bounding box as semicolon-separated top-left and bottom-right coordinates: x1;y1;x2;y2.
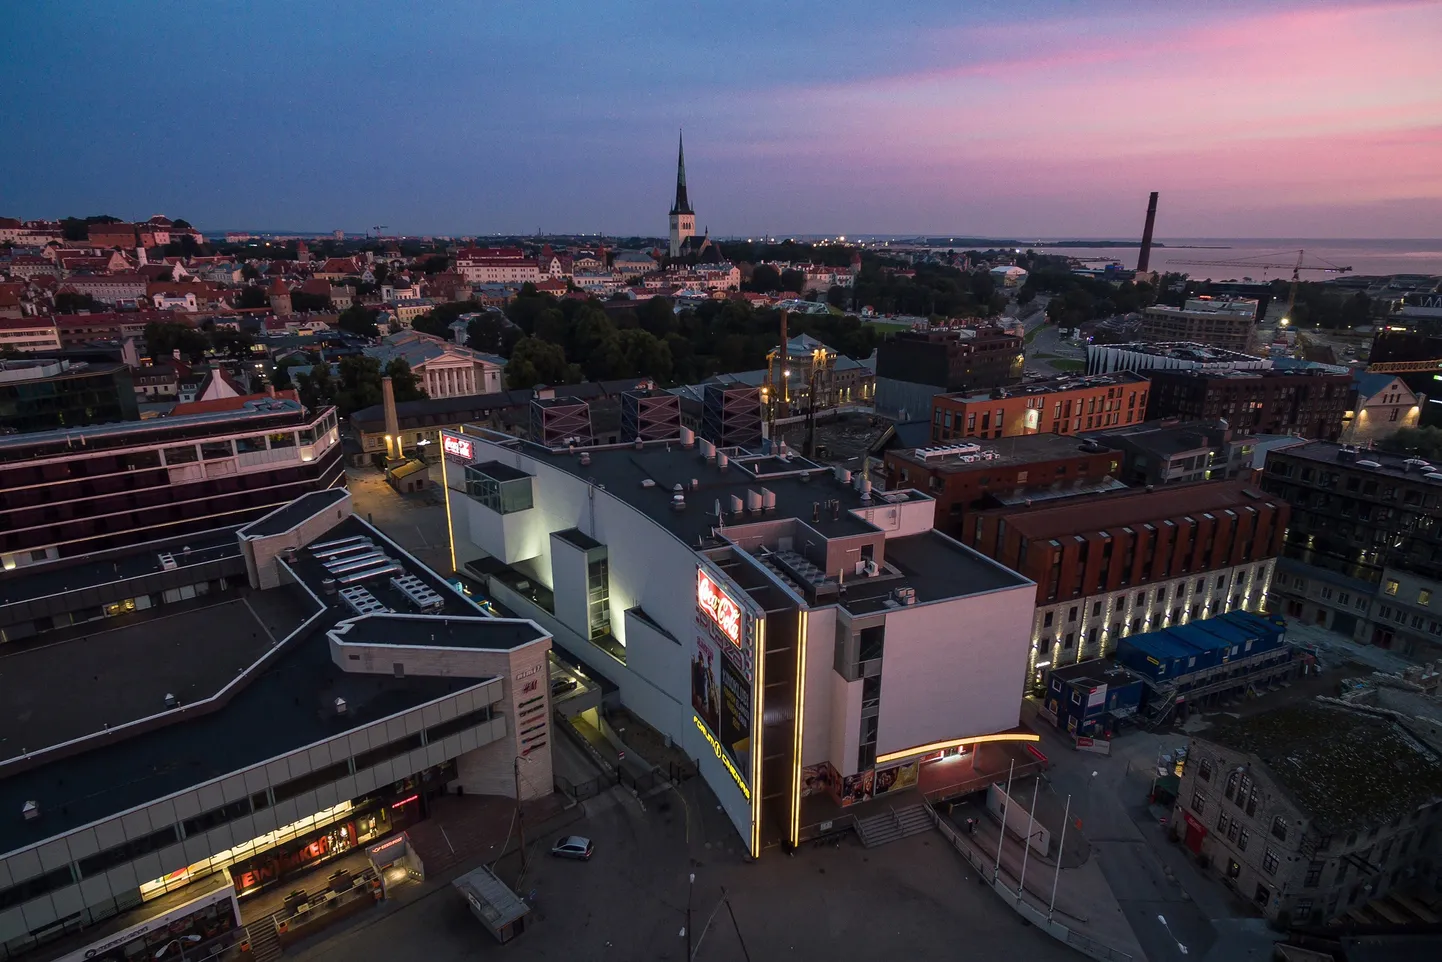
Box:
550;836;593;861
551;676;579;697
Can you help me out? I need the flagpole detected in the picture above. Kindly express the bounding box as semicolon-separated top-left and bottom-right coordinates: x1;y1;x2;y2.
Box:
1049;794;1071;920
1016;779;1040;903
993;759;1014;883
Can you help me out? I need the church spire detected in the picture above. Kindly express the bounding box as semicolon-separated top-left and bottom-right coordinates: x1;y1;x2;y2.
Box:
670;129;693;216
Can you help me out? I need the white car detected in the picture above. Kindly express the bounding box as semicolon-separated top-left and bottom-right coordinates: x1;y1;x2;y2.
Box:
550;836;594;861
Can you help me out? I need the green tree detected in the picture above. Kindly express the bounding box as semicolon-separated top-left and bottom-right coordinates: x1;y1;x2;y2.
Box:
612;328;673;381
506;337;574;388
383;358;427;401
297;363;338;410
241;263;261;281
237;286;269;310
467;313;520;356
145;322;210;362
1016;286;1036;307
172;219;193;229
779;269;806;294
747;264;782;293
210;328;256;360
636;296;677;338
1379;426;1442;461
290;290;330;312
336;304;380;339
54;291;102;313
826;285;850;309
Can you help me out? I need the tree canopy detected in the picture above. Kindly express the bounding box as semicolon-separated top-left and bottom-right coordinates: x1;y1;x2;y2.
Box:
336;304;380;339
296;356;426;416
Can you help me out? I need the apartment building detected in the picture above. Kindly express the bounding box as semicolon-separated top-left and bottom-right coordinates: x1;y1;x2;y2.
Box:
966;480;1287;678
455;248;542;285
1141;297;1259;351
882;434;1124;540
928;372;1149;444
1176;702;1442;926
874;327;1023;419
1146;368;1352;441
0;395;343;569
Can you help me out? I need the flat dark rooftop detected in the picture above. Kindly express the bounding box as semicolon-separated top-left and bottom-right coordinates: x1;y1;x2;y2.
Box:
890;433;1121;471
530;441;887;544
554;527;602;551
470;459;532;483
842;531;1029;614
1271;440;1442;485
0;528;241;608
1048;658;1140;686
0;516;496;856
239;487;350;538
333;613;547;651
0;596;305;763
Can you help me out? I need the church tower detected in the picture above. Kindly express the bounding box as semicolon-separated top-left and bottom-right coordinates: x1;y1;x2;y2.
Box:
668;130;695;258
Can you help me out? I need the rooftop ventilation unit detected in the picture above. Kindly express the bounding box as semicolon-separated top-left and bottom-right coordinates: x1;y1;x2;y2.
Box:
1425;472;1442;482
1356;460;1382;469
22;801;39;822
311;540;375;561
324;552;390;575
338;585;391;615
158;552;178;571
310;534;372;553
916;442;982;461
164;693;178;709
338;563;402;585
391;573;445;612
334;697;348;715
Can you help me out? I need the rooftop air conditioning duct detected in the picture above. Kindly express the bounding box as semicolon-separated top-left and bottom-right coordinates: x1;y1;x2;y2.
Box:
22;801;39;821
836;467;852;484
718;452;730;471
762;488;777;512
672;492;686;511
746;489;763;513
700;439;716;461
680;426;695;448
334;697;348;715
729;494;744;515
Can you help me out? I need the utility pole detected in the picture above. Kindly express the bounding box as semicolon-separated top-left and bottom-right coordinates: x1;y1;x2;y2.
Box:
513;756;528;875
685;872;695;961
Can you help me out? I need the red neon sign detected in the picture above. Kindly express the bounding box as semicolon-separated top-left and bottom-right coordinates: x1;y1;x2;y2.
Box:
697;568;741;647
442;435;473;459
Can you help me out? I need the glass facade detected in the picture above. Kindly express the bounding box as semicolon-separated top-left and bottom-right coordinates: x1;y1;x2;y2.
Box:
0;364;137;433
465;465;534;513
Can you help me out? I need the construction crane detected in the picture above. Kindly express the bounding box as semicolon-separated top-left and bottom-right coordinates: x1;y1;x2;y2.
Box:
1165;249;1352;324
370;225;388;240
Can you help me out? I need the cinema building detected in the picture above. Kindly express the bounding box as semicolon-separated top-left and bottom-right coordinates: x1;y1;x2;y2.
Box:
440;424;1043;857
0;490;552;962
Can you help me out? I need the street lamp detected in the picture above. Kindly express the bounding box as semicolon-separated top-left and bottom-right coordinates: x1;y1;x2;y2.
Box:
153;934;202;962
1157;914;1188;955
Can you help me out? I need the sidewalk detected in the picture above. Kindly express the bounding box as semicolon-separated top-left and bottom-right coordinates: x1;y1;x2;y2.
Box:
404;791;577;878
943;799;1147;960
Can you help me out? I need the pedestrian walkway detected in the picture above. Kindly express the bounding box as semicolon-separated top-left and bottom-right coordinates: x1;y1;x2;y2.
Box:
404;792;575;878
939;799;1146;960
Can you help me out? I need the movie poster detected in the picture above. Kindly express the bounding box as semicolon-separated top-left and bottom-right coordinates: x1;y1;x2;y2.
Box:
839;770;874;807
872;760;919;798
693;571;753;794
801;762;838;798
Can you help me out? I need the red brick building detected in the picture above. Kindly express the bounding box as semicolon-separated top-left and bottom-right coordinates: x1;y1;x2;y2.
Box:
883;434;1125;540
967;480;1288;676
929;371;1149;443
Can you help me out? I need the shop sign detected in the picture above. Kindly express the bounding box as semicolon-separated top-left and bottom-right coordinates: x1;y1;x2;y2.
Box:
513;663;542;681
442;435;473;460
696;568;741;647
693;714;750;799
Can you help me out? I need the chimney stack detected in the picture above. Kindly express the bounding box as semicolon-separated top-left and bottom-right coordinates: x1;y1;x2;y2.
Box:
1137;191;1159;273
382;376;401;459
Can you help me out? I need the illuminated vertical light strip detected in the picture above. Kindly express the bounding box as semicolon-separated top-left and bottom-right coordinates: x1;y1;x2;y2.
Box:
789;609;809;846
750;615;766;859
441;432;457;573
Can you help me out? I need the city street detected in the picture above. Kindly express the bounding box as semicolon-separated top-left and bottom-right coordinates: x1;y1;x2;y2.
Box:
282;779;1082;962
1023;700;1277;962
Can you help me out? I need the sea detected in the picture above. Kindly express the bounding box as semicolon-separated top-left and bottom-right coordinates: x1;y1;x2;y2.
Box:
1022;238;1442;281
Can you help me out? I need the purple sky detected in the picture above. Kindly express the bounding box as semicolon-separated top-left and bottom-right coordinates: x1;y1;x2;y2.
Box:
2;0;1439;238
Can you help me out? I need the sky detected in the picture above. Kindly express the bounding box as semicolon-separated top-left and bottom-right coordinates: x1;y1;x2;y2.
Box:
2;0;1441;239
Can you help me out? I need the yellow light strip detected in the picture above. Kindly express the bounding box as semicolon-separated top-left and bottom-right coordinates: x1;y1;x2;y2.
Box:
694;716;750;799
789;609;808;846
750;616;766;859
440;436;458;574
875;731;1041;766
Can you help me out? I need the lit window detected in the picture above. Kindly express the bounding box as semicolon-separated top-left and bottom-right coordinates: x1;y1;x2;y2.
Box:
1385;580;1400;596
1420;589;1432;607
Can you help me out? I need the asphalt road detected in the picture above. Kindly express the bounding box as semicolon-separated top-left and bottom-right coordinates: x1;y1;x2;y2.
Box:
282;779;1082;962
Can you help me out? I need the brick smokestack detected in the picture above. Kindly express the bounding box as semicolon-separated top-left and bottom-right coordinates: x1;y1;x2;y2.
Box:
382;376;400;459
1137;191;1159;272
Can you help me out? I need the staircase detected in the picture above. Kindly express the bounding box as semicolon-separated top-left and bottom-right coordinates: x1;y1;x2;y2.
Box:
245;920;282;962
856;804;934;848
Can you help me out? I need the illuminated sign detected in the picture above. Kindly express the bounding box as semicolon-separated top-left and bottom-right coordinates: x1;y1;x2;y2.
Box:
697;568;741;647
442;434;473;460
694;714;751;799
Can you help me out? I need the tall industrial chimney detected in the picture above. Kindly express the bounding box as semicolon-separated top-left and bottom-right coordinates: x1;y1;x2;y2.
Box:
382;376;401;459
1136;191;1159;272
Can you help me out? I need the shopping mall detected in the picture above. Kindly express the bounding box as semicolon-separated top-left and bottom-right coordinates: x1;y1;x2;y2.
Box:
0;489;552;962
440;421;1045;857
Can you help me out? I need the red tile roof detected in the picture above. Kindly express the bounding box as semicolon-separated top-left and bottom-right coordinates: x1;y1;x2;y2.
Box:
170;389;300;416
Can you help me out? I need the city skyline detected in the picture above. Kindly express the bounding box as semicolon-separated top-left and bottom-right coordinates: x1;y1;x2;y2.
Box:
2;1;1441;238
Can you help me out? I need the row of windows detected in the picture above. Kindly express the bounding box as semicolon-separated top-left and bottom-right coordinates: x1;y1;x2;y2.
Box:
0;699;503;911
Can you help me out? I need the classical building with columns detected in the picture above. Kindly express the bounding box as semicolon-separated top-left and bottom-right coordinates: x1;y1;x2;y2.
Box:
365;330;505;399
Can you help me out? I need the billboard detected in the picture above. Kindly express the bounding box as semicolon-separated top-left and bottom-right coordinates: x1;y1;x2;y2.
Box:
442;434;474;460
693;566;755;798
